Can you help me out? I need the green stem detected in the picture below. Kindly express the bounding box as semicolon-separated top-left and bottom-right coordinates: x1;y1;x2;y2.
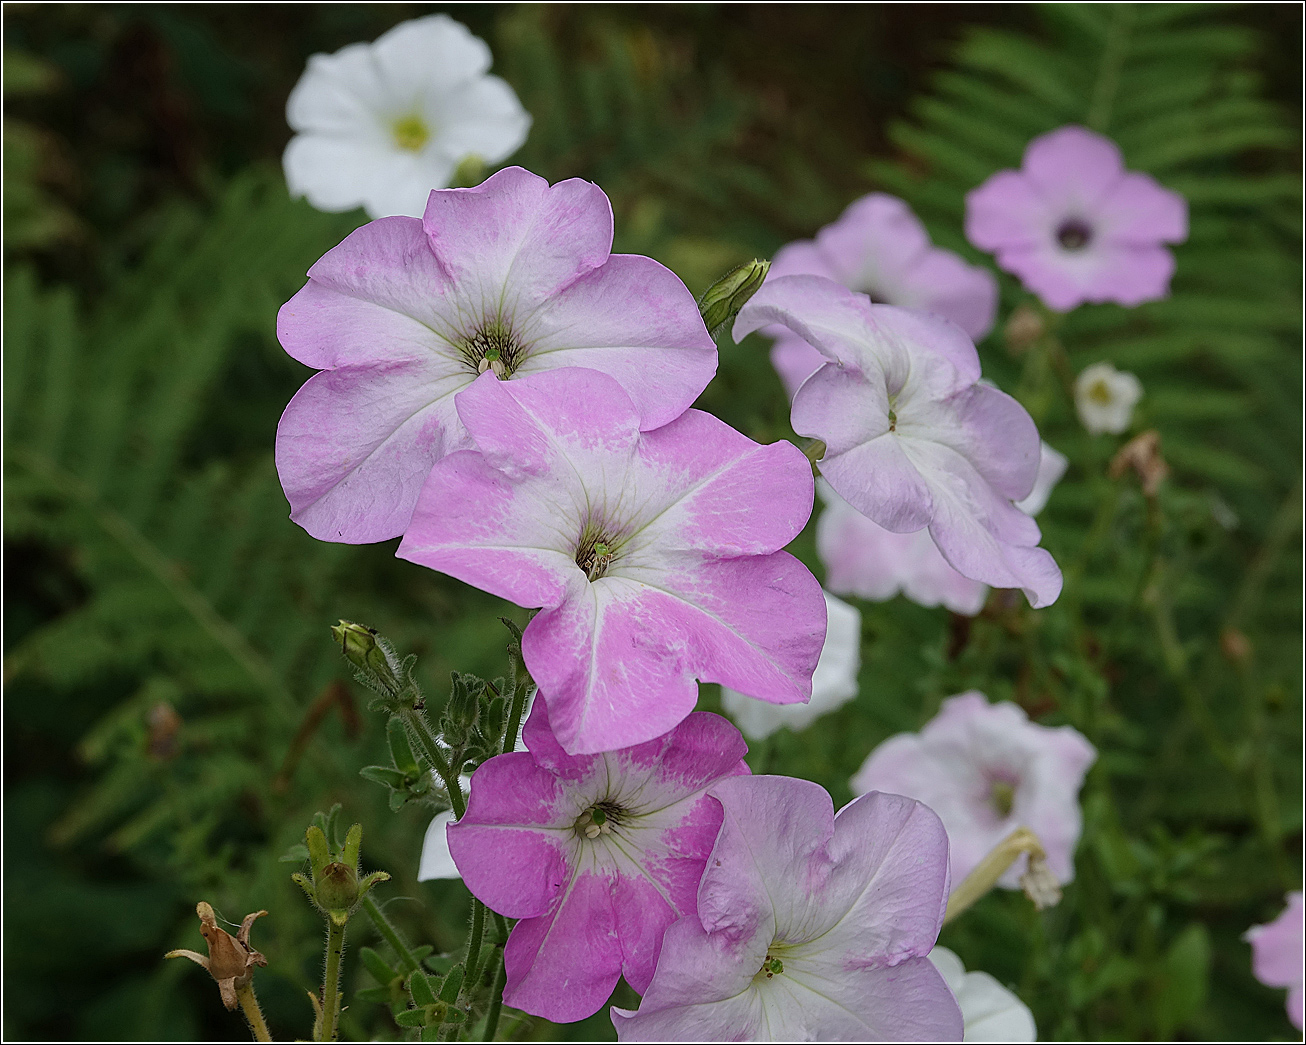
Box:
464;900;487;985
236;982;272;1042
481;955;508;1042
321;919;347;1042
362;894;419;974
402;708;466;818
502;683;532;755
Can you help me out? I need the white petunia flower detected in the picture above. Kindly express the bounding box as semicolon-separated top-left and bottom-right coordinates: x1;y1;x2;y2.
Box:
929;947;1037;1041
1074;361;1142;435
284;15;531;219
720;590;861;740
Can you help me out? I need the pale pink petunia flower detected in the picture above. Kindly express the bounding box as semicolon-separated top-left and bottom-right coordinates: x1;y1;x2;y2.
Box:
276;165;717;543
397;367;826;755
966;125;1187;312
283;15;531;220
928;947;1036;1042
720;590;861;740
818;444;1067;616
851;691;1096;889
768;193;998;398
1244;891;1304;1030
447;700;750;1023
736;276;1062;608
613;775;962;1041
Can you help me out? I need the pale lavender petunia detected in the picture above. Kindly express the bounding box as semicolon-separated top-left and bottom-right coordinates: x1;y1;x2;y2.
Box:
397;366;826;755
851;692;1096;889
736;276;1062;608
275;165;717;543
613;776;962;1041
966;125;1187;312
768;193;998;397
818;444;1067;616
1245;892;1304;1030
447;700;750;1022
720;590;861;741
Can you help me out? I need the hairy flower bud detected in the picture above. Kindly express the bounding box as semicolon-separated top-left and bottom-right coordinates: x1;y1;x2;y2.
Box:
332;620;398;686
698;259;770;337
317;861;360;911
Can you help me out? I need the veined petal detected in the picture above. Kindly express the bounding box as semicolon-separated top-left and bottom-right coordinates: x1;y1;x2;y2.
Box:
810;424;935;534
518;253;717;430
422;166;613;316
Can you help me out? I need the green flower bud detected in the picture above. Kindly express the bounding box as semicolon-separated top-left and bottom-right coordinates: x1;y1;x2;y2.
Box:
331;620;398;687
698;259;771;337
317;860;360;911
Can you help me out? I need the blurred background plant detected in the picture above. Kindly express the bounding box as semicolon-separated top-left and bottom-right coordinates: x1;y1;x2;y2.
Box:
3;3;1300;1040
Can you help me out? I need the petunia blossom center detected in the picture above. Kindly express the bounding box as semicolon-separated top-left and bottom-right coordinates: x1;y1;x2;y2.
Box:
574;524;625;581
460;323;526;378
1056;218;1093;251
990;778;1016;818
574;800;627;839
392;114;431;152
1086;377;1113;405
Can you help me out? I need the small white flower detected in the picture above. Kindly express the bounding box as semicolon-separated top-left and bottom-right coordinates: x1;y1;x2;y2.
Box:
929;947;1037;1042
1074;362;1142;435
721;590;860;740
284;15;531;219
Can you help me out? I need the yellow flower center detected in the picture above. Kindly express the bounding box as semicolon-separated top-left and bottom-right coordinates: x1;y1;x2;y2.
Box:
1087;378;1113;405
392;114;430;152
990;780;1016;818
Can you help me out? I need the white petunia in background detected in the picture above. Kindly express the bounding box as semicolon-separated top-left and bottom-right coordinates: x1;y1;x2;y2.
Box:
929;946;1037;1042
720;590;861;740
1074;361;1142;435
283;15;531;219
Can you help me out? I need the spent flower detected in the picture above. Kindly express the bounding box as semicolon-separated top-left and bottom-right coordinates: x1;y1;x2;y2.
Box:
446;701;749;1022
736;275;1062;608
397;367;825;755
277;166;717;543
852;691;1096;888
966;125;1187;311
283;15;531;219
613;776;962;1041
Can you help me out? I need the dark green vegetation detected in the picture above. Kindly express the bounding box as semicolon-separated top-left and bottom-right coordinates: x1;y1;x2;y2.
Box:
4;4;1300;1040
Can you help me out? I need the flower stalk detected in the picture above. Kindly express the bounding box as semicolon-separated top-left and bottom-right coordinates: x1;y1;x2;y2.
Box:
943;826;1061;925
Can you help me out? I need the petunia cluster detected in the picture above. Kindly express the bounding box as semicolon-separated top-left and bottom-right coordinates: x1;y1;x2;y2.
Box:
273;113;1189;1036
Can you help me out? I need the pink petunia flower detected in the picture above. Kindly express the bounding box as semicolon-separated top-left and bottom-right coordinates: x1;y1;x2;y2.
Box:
397;366;826;755
613;776;962;1041
768;193;998;398
818;443;1067;616
275;165;716;543
447;700;749;1022
735;276;1062;608
965;125;1187;312
1245;892;1304;1030
851;692;1096;889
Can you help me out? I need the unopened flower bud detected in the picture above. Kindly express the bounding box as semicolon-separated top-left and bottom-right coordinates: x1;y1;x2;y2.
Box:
317;861;360;911
331;620;397;684
698;259;770;337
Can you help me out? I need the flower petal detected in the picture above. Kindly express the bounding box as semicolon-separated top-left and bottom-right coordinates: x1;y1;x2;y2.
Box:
1022;124;1124;206
1097;171;1188;245
418;811;460;881
372;15;492;99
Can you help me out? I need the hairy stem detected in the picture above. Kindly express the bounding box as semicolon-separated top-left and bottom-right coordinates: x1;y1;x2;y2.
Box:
236;982;273;1042
502;683;531;755
320;920;347;1042
361;895;420;974
402;708;466;818
481;955;508;1042
464;900;487;985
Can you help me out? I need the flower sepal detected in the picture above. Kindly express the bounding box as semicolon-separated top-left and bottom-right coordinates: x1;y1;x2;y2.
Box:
291;807;390;926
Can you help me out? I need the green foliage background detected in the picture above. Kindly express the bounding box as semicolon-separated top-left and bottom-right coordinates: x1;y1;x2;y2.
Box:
4;4;1300;1041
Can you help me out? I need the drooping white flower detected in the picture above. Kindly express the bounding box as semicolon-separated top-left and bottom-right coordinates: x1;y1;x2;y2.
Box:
720;590;861;740
1074;362;1142;435
283;15;531;219
929;946;1037;1041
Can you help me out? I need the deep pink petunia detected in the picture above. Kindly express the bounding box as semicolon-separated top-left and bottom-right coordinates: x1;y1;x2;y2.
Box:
768;193;998;398
965;125;1187;312
613;776;962;1041
396;366;826;754
1245;892;1304;1030
736;275;1062;608
275;165;716;543
851;691;1096;889
447;700;750;1022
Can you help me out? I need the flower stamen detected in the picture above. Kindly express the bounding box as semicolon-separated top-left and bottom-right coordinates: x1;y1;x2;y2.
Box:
462;324;524;378
392;114;431;152
575;528;620;581
575;801;624;839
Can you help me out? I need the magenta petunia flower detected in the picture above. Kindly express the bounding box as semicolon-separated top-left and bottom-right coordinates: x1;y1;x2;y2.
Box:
818;444;1067;616
1245;892;1304;1030
397;366;826;755
768;193;998;398
275;165;716;543
851;692;1096;889
447;700;749;1022
736;275;1062;608
965;125;1187;312
613;776;962;1041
